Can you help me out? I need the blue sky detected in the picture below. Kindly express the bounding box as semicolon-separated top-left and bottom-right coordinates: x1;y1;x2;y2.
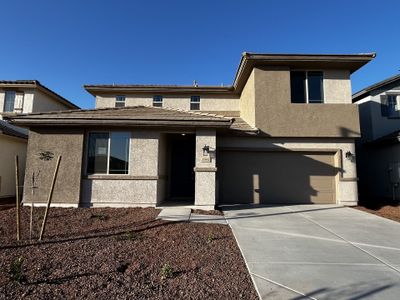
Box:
0;0;399;109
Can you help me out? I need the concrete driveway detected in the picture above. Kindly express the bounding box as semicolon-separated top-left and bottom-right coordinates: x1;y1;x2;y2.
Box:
222;205;400;300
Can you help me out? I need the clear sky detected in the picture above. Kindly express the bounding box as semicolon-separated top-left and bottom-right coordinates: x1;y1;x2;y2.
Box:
0;0;399;109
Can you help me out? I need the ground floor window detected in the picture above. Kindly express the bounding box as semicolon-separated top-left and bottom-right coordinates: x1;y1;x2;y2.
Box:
87;132;130;174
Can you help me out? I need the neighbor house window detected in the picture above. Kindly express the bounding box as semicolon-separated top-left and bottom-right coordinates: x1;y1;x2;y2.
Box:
3;91;16;112
153;95;163;107
87;132;130;175
115;95;126;107
387;95;400;117
290;71;324;103
190;96;200;110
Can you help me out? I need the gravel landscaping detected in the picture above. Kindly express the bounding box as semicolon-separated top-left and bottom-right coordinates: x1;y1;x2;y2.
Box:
354;199;400;223
0;207;257;299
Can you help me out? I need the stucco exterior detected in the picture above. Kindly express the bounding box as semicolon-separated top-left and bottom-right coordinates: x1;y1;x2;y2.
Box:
0;134;26;198
354;76;400;201
23;129;84;206
81;130;161;207
96;94;239;112
217;136;358;206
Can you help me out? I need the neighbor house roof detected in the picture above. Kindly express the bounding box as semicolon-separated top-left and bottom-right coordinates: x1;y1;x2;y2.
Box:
5;106;258;134
84;53;375;96
0;80;80;109
0;120;28;139
352;74;400;102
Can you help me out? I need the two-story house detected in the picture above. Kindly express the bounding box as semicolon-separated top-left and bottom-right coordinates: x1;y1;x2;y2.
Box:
0;80;79;202
6;53;374;209
353;74;400;202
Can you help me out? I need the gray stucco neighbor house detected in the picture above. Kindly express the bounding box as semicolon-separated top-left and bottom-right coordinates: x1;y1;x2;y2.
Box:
6;53;375;210
353;74;400;202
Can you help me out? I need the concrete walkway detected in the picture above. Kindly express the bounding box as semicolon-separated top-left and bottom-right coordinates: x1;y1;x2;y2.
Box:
157;207;227;224
222;205;400;300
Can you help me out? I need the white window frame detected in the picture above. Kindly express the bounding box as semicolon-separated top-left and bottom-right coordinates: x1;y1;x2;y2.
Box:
4;91;16;112
85;131;131;175
153;95;163;107
291;70;325;104
115;95;126;107
190;95;201;110
387;94;400;117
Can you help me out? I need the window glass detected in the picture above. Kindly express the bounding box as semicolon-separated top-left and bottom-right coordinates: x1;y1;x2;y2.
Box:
290;72;306;103
109;132;130;174
87;132;109;174
308;71;324;103
190;96;200;110
388;95;399;117
115;95;126;107
4;91;16;112
153;95;163;107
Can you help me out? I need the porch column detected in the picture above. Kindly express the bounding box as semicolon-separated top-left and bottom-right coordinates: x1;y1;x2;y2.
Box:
194;129;217;209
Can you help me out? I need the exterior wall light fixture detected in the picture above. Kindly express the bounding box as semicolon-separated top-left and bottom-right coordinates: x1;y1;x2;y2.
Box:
202;145;210;156
345;151;356;162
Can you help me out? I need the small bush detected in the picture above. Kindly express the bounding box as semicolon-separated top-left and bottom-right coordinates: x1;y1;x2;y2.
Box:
117;231;143;241
8;256;25;283
207;232;215;243
90;213;109;221
160;264;174;280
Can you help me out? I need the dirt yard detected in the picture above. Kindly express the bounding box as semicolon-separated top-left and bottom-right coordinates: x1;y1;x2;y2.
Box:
354;199;400;223
0;207;257;299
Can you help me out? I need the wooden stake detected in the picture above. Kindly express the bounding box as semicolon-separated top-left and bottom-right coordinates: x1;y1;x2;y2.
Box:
30;172;35;240
15;156;21;241
39;156;61;241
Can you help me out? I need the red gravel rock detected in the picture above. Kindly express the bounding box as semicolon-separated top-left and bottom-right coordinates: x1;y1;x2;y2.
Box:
0;207;257;300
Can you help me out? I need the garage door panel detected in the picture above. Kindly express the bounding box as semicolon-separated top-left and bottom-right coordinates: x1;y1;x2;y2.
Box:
218;151;336;204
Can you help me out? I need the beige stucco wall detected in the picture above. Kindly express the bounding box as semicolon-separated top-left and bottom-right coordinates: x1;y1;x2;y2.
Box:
239;69;256;127
217;136;358;205
23;129;84;206
323;70;352;104
81;130;162;207
95;94;239;111
252;67;360;137
0;135;27;198
194;129;217;208
32;89;73;112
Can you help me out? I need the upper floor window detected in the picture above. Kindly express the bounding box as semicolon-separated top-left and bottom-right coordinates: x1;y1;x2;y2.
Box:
153;95;163;107
190;96;200;110
115;95;126;107
87;131;130;175
382;94;400;118
291;71;324;104
4;91;16;112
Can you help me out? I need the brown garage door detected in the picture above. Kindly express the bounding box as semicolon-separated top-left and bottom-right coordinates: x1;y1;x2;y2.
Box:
218;151;336;204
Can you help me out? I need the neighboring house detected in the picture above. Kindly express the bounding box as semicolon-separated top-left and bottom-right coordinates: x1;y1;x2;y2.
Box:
6;53;374;209
353;74;400;202
0;80;79;201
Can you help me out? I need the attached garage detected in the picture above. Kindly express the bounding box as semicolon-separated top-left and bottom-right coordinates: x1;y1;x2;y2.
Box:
217;150;337;204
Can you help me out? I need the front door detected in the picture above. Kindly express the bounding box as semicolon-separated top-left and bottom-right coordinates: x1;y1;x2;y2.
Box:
169;134;195;200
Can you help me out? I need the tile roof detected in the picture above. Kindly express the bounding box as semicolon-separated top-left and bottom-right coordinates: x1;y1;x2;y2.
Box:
5;106;258;134
352;74;400;102
0;80;79;109
0;120;28;139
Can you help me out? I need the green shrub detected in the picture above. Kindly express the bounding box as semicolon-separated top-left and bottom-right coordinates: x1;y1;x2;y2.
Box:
89;213;109;221
8;256;25;283
160;264;174;280
207;232;215;243
117;231;143;241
